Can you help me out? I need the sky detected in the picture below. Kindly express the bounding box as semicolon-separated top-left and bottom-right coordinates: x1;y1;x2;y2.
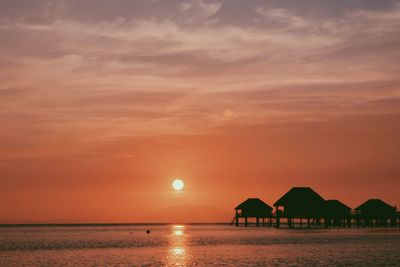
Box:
0;0;400;223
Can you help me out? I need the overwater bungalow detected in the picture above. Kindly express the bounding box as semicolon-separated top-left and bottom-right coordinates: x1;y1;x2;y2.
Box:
355;199;397;227
234;198;272;227
274;187;326;228
231;188;399;228
325;199;352;227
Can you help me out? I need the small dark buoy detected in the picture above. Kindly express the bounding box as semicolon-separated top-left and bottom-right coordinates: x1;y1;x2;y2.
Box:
146;230;151;234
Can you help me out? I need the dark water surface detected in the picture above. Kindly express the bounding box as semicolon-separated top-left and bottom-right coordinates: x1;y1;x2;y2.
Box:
1;225;399;266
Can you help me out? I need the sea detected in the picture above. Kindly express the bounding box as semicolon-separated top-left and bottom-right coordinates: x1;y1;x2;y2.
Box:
0;224;399;266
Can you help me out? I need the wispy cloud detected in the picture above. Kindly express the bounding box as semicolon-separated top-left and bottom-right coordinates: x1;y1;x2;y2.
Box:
0;0;400;159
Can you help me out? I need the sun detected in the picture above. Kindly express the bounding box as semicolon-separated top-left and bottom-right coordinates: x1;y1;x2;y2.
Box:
172;179;184;191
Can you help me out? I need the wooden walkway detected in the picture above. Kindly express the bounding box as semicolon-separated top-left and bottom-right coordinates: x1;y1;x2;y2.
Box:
232;214;400;228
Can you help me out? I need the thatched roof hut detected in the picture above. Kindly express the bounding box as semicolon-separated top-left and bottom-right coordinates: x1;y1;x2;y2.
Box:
235;198;272;217
325;200;351;217
355;199;397;217
274;187;326;217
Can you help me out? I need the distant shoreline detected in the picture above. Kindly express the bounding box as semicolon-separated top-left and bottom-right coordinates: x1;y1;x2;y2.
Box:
0;222;230;228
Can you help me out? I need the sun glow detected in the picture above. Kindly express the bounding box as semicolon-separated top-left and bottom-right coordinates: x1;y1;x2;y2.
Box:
172;179;184;191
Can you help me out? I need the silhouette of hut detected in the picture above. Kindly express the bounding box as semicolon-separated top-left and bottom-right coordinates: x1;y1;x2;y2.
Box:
326;200;351;216
325;199;352;227
234;198;272;226
355;199;397;217
274;187;326;218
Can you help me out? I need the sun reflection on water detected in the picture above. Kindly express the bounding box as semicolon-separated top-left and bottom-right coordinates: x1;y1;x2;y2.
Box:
164;225;192;266
174;230;183;236
171;247;185;256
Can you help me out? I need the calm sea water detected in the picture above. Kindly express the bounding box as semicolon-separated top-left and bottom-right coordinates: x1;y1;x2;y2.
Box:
0;224;399;266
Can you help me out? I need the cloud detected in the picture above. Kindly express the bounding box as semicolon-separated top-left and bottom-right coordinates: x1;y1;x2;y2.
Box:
0;0;400;160
254;7;308;29
179;0;223;20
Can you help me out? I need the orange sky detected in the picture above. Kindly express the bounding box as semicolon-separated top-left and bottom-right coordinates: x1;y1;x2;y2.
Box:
1;0;400;223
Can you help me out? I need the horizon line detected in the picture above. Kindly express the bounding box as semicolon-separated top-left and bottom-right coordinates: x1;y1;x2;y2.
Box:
0;222;230;228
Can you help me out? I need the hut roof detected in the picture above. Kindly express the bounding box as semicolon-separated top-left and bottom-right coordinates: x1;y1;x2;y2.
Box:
274;187;325;207
235;198;272;210
326;200;351;216
235;198;272;211
355;199;397;216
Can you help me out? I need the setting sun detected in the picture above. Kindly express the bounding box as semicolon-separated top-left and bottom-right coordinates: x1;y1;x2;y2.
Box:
172;179;185;191
0;0;399;266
